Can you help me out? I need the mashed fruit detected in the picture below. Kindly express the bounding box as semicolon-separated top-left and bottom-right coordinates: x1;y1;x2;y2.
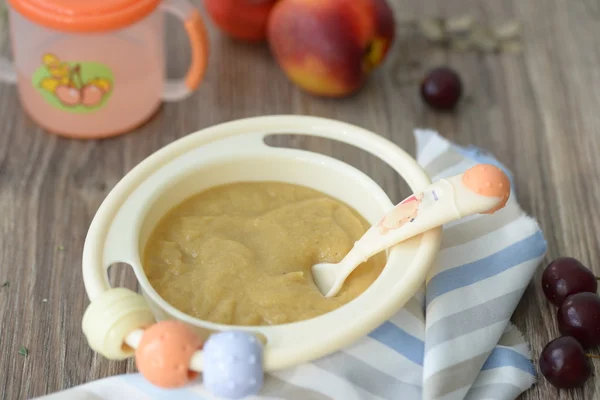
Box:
143;182;385;326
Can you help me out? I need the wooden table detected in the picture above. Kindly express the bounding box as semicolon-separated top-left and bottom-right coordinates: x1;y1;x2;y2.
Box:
1;0;599;399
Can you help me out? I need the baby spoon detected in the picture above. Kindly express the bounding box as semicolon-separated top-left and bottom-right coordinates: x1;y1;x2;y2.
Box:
312;164;511;298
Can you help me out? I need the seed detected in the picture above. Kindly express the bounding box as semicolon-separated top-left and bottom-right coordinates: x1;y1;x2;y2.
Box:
445;14;474;35
418;18;446;42
471;25;499;52
494;20;522;40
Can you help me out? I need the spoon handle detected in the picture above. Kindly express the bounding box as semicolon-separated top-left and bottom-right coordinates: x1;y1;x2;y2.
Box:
350;164;510;263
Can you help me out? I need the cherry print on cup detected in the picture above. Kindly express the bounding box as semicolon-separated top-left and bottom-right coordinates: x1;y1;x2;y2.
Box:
377;192;424;234
35;53;113;112
135;320;203;388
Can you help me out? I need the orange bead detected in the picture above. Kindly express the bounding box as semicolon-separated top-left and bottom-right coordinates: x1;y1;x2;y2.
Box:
135;320;203;388
462;164;511;214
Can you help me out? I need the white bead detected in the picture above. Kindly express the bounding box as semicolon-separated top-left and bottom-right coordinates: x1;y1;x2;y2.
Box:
82;288;156;360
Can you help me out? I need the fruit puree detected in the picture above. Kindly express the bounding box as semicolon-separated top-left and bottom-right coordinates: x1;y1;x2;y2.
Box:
143;182;385;326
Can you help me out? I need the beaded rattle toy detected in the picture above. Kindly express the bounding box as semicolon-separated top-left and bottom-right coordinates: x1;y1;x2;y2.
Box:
83;288;264;399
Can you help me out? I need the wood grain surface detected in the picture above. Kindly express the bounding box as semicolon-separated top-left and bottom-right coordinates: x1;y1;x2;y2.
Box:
1;0;599;399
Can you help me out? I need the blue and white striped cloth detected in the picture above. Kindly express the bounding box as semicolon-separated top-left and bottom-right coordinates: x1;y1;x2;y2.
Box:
37;129;547;400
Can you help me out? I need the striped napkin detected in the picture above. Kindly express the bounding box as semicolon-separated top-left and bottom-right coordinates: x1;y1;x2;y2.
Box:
36;129;547;400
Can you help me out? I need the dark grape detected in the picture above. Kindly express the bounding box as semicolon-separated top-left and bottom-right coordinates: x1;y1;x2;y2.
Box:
420;67;463;111
557;292;600;348
542;257;597;306
539;336;591;389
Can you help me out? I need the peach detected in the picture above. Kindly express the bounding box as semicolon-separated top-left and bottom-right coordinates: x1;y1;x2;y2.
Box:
204;0;279;42
267;0;395;97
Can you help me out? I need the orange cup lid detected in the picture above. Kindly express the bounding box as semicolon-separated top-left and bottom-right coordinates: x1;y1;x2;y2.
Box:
8;0;162;33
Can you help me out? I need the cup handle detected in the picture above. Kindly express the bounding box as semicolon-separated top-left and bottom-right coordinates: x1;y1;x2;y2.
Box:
159;0;209;102
0;58;17;84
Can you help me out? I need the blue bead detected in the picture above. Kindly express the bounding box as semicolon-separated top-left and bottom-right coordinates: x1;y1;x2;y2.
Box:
203;331;264;399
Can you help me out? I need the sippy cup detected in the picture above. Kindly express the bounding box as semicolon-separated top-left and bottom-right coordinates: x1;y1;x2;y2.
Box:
1;0;209;139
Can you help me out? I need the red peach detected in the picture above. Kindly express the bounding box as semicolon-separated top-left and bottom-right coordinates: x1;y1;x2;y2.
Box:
267;0;395;97
204;0;279;42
